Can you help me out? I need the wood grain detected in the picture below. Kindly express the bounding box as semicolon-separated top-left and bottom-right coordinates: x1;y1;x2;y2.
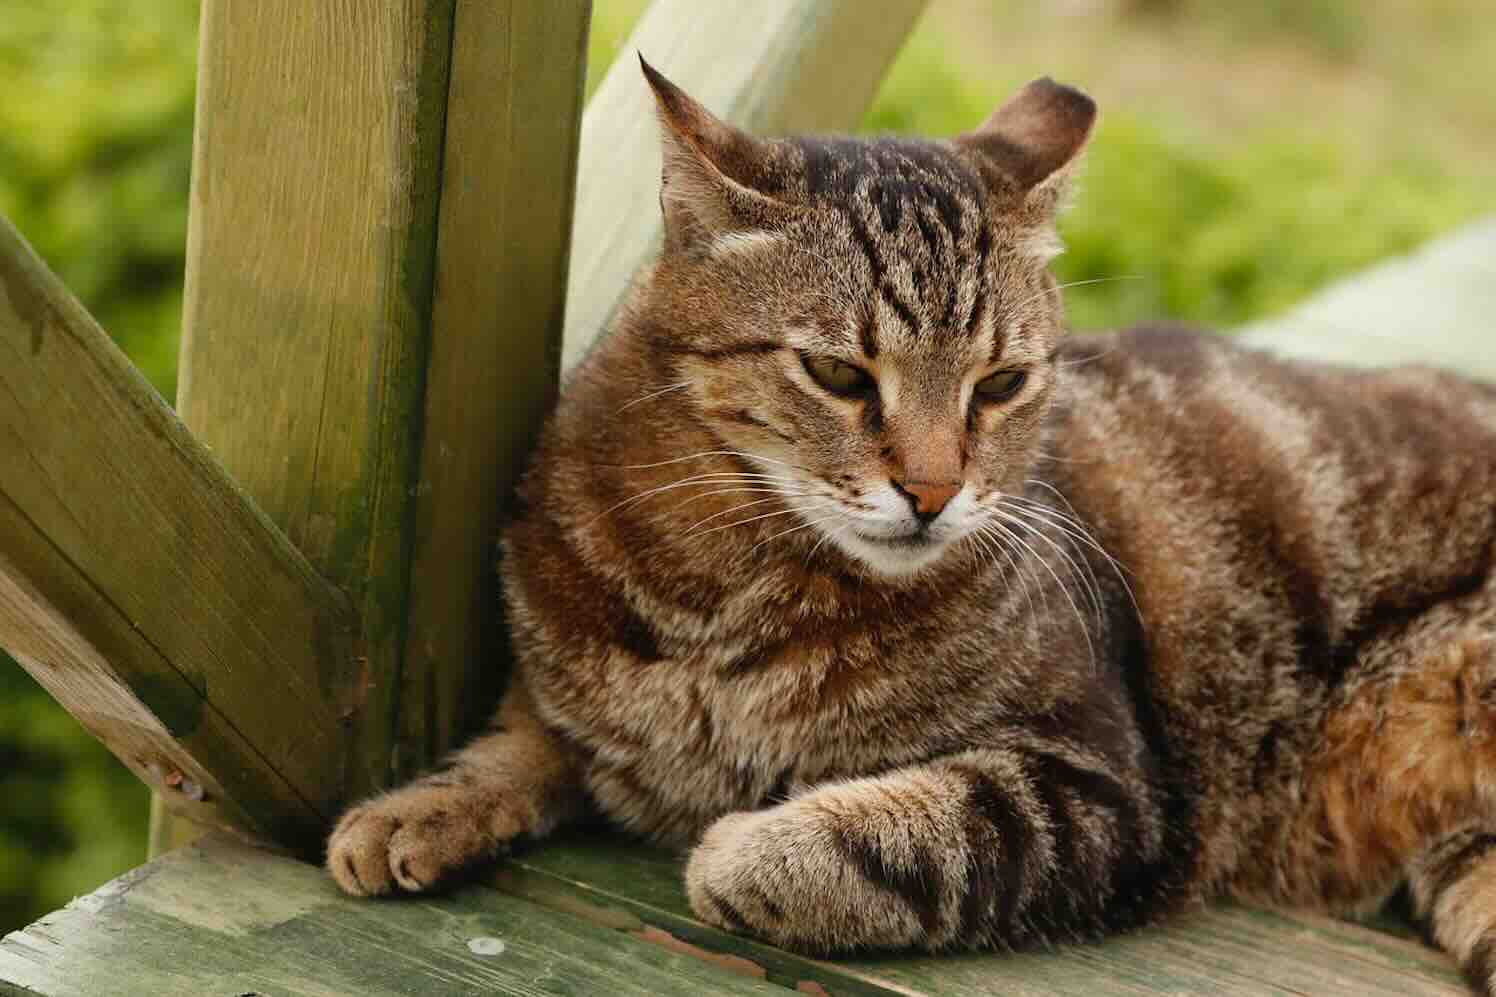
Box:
562;0;930;369
0;836;783;997
176;0;458;807
500;834;1468;997
0;214;354;847
399;1;590;769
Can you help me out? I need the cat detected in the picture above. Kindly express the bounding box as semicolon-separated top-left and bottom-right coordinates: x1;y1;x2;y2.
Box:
327;58;1496;990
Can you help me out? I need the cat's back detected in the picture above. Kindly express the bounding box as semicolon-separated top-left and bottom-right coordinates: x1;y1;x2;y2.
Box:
1048;326;1496;836
1051;326;1496;640
1051;325;1496;545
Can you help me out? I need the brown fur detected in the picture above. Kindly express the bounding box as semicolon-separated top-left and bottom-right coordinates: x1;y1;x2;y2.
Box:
327;65;1496;988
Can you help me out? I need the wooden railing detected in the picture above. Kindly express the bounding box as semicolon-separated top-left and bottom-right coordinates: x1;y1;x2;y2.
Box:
0;0;928;854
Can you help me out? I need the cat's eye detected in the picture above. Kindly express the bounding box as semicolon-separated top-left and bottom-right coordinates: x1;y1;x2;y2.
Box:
803;355;874;397
974;369;1028;403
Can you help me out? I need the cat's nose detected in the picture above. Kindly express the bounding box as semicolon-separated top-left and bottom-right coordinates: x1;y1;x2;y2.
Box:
893;480;960;524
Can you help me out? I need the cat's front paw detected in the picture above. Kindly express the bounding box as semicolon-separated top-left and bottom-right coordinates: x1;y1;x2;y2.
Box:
326;784;525;897
686;803;894;953
686;809;792;941
687;794;954;953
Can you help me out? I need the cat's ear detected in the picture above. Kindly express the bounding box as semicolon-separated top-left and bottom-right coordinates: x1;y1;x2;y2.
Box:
639;56;791;255
955;77;1096;206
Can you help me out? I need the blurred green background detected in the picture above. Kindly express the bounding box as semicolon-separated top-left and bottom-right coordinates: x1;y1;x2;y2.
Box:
1;0;1492;934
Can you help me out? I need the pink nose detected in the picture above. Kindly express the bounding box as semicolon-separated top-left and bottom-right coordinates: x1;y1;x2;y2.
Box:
899;480;960;520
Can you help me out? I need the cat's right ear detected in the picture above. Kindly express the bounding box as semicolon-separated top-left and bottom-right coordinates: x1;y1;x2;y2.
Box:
955;77;1097;206
640;56;791;255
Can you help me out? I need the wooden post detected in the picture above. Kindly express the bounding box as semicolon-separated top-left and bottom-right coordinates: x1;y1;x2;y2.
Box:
400;2;591;757
175;0;458;810
156;1;590;848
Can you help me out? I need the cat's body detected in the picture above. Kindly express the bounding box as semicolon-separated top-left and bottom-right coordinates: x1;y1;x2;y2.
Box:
328;65;1496;989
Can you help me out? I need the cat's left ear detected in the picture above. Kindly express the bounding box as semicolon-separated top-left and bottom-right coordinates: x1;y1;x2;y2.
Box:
639;56;793;255
955;77;1096;213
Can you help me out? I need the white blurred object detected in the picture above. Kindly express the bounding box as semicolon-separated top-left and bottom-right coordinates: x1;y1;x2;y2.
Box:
1236;218;1496;381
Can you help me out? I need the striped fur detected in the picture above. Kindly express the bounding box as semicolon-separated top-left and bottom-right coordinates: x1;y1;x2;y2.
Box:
327;68;1496;987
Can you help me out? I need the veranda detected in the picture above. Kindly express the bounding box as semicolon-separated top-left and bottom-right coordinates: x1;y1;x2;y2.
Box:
1;2;1492;993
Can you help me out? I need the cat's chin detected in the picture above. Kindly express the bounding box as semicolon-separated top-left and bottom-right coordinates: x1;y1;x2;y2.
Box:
828;529;955;578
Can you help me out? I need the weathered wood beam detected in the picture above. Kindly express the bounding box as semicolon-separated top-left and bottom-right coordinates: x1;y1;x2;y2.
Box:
562;0;930;368
0;835;784;997
152;1;593;851
494;835;1467;996
0;214;356;847
399;1;591;766
176;0;459;818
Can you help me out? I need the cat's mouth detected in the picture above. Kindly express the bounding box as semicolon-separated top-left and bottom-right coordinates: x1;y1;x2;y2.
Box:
853;529;933;549
835;525;958;577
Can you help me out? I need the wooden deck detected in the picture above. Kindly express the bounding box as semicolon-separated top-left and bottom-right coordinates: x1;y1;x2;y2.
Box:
0;833;1469;997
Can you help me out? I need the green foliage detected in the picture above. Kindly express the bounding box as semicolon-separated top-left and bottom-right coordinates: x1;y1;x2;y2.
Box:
1058;123;1477;331
0;0;199;399
0;663;147;932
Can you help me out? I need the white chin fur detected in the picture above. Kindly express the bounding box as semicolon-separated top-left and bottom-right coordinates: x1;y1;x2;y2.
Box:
824;528;953;577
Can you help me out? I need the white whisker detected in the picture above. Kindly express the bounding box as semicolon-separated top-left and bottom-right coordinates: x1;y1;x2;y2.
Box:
804;520;853;566
983;515;1095;674
990;510;1097;673
587;473;801;526
683;495;797;534
615;381;691;413
1007;275;1144;314
749;512;848;555
689;502;836;541
978;521;1045;623
1015;482;1142;620
995;504;1104;630
616;450;811;473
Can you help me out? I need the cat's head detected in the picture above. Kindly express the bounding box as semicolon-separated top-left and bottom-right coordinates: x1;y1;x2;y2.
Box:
635;59;1095;576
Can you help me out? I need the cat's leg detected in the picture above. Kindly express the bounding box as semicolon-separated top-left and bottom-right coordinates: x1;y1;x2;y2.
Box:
327;680;586;897
1409;827;1496;995
1285;629;1496;989
684;744;1164;954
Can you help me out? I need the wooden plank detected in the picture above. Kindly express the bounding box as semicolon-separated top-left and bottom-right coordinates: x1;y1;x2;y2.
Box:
399;1;590;765
562;0;930;368
175;1;457;813
0;836;785;997
497;834;1467;997
1236;218;1496;380
0;213;356;847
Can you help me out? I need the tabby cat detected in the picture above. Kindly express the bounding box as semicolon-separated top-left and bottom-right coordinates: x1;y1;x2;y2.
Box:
327;60;1496;990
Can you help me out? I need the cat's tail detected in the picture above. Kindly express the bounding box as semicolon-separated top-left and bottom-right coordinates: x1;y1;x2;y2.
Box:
1408;826;1496;995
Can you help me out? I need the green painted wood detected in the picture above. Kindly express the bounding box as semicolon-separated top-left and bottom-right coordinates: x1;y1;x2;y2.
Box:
0;212;356;847
399;1;590;768
0;836;784;997
1236;217;1496;382
500;834;1467;996
173;0;457;833
563;0;930;369
494;853;897;996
